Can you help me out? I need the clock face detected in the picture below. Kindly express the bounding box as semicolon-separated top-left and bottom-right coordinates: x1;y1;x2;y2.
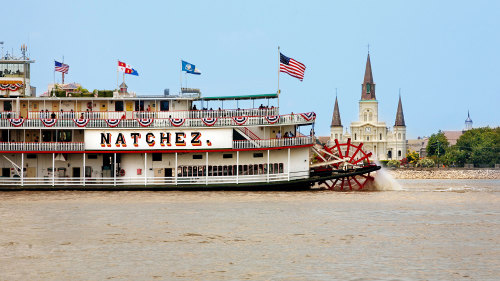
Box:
365;127;371;132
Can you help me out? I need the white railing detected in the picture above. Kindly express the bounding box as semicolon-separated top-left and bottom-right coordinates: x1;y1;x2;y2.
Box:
0;111;20;119
233;136;313;149
135;107;279;119
29;111;125;120
0;142;85;151
0;171;309;187
0;112;314;129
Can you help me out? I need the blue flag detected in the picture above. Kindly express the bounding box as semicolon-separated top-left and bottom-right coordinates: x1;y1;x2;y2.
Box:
182;60;201;75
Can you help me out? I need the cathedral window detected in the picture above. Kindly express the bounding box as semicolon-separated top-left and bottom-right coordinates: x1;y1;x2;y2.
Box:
398;150;402;157
379;133;382;140
367;136;369;141
398;133;401;140
366;83;371;93
354;133;357;140
335;133;338;139
369;112;373;121
364;113;367;122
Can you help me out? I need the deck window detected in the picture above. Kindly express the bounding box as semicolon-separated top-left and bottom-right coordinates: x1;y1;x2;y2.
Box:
193;154;203;159
152;153;162;161
223;153;233;159
253;153;263;158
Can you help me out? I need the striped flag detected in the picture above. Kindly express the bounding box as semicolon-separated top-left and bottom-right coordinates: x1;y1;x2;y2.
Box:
54;61;69;74
280;53;305;81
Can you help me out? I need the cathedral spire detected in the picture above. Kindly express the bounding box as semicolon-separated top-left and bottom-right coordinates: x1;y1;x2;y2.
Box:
331;96;342;127
361;53;376;100
394;94;405;126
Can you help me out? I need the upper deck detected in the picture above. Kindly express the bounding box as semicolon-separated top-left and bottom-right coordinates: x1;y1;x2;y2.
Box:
0;93;316;129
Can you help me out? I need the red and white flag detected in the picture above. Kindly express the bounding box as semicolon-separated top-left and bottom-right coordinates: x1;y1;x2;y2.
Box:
118;61;139;76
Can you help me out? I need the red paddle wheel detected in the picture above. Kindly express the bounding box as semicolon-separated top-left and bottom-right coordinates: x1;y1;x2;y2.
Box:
311;138;376;191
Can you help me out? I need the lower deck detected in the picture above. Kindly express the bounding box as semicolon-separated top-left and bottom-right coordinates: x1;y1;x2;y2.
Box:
0;147;310;188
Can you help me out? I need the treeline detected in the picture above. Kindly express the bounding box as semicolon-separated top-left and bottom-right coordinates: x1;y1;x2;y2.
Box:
426;127;500;167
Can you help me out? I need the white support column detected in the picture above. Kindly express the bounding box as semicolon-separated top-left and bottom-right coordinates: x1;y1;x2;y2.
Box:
236;151;239;184
287;148;290;181
144;153;147;185
267;150;270;183
114;153;116;186
21;153;24;186
83;153;85;186
205;151;208;185
52;153;55;186
174;152;178;185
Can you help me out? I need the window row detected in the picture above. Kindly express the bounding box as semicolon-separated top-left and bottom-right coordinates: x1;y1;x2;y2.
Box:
177;163;284;177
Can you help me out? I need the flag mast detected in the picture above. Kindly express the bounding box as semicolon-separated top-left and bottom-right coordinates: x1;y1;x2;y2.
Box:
61;56;65;84
116;60;119;89
277;46;280;110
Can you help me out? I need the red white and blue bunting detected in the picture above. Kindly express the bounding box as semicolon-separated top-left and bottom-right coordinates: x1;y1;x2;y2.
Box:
300;112;316;121
41;118;57;127
265;115;280;124
201;117;217;126
0;83;23;91
8;118;25;127
169;118;186;127
73;118;89;127
137;118;154;127
232;116;248;126
105;119;121;127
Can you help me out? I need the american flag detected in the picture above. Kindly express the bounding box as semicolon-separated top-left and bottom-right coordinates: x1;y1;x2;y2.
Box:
54;61;69;74
280;53;306;81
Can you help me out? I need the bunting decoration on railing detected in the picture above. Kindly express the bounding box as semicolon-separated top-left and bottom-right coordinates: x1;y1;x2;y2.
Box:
105;119;121;127
41;118;58;127
201;117;217;126
72;118;89;127
232;116;249;126
300;112;316;121
137;118;154;127
169;118;186;127
0;82;24;91
265;115;280;124
8;118;25;127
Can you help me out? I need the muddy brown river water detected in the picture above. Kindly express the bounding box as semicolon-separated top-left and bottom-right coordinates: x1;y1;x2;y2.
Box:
0;179;499;280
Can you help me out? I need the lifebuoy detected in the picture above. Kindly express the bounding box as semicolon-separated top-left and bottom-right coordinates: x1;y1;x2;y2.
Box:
119;169;126;177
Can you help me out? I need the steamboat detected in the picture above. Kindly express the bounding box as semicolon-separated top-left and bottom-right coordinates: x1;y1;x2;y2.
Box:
0;46;379;191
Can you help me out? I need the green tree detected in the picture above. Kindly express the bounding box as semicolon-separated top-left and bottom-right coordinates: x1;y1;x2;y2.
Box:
443;146;467;167
426;131;449;157
455;127;500;166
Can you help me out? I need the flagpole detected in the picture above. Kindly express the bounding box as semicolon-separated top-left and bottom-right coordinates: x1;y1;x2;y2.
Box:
277;46;280;110
116;60;119;89
62;56;64;84
180;60;182;94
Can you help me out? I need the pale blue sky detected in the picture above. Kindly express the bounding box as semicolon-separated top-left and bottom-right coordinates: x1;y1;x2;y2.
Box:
4;0;499;137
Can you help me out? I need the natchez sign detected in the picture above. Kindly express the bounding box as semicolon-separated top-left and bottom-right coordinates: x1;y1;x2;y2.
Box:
84;129;233;150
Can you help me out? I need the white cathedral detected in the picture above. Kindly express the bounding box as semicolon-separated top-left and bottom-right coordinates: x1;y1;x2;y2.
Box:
329;53;407;161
